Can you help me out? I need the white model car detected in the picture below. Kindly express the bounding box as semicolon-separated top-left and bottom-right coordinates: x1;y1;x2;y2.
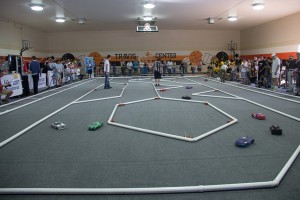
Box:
51;122;66;130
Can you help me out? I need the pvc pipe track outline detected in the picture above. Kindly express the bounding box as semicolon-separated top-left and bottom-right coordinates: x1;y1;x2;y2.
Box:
0;144;298;194
0;82;128;148
0;79;96;116
107;97;238;142
198;75;300;104
0;77;299;195
186;77;300;122
0;79;93;108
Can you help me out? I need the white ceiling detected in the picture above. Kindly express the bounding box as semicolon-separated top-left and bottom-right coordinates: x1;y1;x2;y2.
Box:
0;0;300;33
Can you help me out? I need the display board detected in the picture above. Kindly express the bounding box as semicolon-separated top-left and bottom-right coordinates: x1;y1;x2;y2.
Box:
28;73;47;90
1;73;23;97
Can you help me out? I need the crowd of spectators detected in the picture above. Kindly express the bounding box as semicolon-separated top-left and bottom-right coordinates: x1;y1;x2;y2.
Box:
1;52;300;104
209;53;299;94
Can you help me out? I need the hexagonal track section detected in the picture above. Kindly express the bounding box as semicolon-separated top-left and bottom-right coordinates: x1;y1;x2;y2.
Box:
108;97;237;142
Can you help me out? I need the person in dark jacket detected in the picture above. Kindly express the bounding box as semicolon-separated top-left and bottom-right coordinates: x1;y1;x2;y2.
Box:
29;56;41;94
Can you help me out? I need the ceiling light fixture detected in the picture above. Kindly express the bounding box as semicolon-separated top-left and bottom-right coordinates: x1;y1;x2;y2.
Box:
142;1;155;9
55;17;66;23
28;3;45;11
143;16;153;21
227;16;237;22
252;3;264;10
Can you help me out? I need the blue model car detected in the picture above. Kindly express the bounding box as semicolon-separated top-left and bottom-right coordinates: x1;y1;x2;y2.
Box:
235;136;254;148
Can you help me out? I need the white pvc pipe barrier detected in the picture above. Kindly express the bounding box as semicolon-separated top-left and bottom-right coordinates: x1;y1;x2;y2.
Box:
74;83;128;104
193;94;242;100
187;78;300;122
0;82;123;148
0;145;298;195
0;79;94;108
108;97;237;142
108;121;193;142
0;79;95;116
242;98;300;122
197;76;300;103
273;143;300;184
192;90;216;94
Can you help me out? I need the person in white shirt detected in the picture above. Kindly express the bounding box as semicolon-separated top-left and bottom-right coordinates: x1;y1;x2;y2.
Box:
220;62;228;83
271;53;281;90
167;60;173;75
76;67;83;80
126;61;133;76
104;55;112;89
54;60;63;87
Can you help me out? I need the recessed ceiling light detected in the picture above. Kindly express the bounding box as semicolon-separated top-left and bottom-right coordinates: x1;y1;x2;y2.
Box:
142;1;155;9
227;16;237;22
55;17;66;23
143;16;153;21
252;3;264;10
28;3;45;11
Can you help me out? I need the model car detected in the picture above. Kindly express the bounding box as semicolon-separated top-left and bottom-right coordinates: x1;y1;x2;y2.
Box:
51;122;66;130
182;95;191;100
88;121;103;131
270;125;282;135
235;136;254;148
251;112;266;120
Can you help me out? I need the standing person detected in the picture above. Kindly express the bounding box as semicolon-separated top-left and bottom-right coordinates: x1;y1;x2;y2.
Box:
258;56;267;88
2;57;9;73
162;60;167;76
126;61;133;76
249;65;257;86
153;58;163;86
55;60;64;87
220;62;228;83
294;52;300;96
167;60;173;76
29;56;41;94
0;69;13;103
286;55;296;90
86;60;93;78
104;55;112;89
265;57;272;88
180;62;185;76
143;62;148;76
172;61;176;75
271;53;281;90
132;59;139;76
120;60;126;76
197;60;203;75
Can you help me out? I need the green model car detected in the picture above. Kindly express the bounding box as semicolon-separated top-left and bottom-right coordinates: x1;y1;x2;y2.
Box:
88;121;103;131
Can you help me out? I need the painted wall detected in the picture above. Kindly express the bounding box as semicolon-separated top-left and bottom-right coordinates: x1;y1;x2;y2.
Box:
2;11;300;60
46;30;240;62
0;21;49;57
1;20;240;60
47;29;240;55
240;12;300;58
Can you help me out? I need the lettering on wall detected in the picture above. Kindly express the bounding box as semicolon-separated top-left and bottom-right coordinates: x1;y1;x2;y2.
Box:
115;54;137;60
155;53;177;59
